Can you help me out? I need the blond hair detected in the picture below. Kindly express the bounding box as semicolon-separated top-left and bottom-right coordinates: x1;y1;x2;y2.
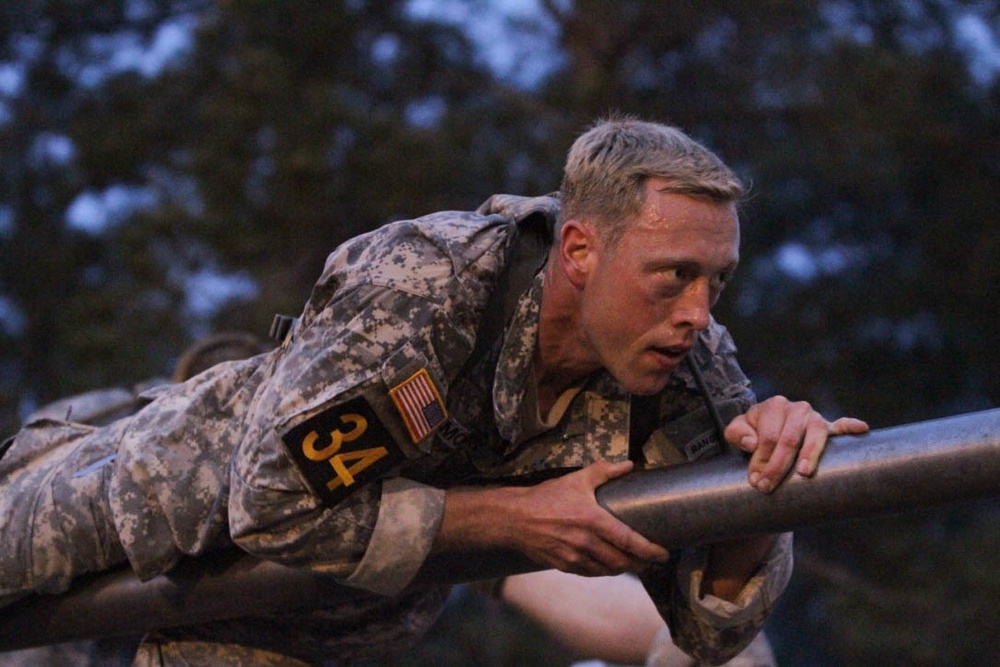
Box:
560;116;745;244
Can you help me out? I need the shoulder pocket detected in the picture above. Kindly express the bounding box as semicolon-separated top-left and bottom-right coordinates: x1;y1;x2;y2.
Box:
276;344;446;507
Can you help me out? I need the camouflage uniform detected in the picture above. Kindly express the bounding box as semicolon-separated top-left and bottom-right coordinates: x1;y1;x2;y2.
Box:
0;194;790;665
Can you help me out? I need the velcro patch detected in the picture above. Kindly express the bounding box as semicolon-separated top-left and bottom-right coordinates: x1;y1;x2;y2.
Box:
281;396;403;507
389;368;447;444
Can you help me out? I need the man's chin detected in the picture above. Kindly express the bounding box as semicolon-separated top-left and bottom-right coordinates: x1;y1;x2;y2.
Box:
619;371;674;396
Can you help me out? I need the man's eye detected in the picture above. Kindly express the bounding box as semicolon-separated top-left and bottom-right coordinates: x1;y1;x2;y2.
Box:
715;271;736;287
652;270;686;296
665;267;691;283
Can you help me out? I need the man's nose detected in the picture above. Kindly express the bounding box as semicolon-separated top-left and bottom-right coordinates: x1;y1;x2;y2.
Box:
672;279;711;331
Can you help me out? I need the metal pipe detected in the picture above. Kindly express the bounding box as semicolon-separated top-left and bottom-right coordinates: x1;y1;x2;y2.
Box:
0;409;998;650
596;407;1000;546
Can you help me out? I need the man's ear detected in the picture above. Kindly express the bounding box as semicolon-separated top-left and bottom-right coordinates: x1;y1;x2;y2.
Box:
559;220;595;289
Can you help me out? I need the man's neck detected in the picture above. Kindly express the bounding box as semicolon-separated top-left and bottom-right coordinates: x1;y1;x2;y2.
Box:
534;263;598;417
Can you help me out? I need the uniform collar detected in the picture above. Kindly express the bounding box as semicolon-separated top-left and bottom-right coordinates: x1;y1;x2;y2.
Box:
492;271;544;444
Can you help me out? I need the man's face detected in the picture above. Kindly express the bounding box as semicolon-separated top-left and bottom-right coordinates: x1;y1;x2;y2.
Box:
577;177;740;395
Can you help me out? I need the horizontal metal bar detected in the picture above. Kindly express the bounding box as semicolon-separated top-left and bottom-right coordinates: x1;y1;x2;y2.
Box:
596;408;1000;546
0;408;997;650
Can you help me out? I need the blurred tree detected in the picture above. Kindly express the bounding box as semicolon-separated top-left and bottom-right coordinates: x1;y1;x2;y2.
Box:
0;0;214;435
0;0;551;435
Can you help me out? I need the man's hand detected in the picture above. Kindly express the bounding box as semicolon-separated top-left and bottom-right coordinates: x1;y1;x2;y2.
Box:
508;460;670;576
434;460;669;577
724;396;869;493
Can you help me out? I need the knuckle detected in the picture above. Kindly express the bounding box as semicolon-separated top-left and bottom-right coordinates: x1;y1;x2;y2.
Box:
559;546;595;572
608;534;629;555
810;414;829;428
567;531;593;552
777;430;803;450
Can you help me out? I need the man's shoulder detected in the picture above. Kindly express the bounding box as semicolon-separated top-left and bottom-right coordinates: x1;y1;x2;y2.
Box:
474;193;561;224
392;192;560;265
326;194;558;294
340;207;508;277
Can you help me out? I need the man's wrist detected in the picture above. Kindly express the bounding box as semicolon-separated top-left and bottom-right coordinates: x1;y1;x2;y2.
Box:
432;485;528;555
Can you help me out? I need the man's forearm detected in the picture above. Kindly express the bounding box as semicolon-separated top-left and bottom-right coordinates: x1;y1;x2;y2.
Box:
431;486;522;554
430;462;670;576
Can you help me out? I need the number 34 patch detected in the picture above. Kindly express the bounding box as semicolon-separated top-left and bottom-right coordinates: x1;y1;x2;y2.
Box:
281;396;403;507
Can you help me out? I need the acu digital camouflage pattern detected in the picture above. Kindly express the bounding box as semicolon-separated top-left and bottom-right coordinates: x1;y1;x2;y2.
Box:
0;194;789;665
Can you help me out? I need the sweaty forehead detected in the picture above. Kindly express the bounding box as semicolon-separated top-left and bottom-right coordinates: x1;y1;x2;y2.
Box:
638;188;738;234
619;193;738;265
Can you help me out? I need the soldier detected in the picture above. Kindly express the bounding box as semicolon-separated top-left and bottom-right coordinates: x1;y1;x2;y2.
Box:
0;117;867;664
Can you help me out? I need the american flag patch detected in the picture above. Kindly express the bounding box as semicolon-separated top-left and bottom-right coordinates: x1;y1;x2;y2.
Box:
389;368;447;443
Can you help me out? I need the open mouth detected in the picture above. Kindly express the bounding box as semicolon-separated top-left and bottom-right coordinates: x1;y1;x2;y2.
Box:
651;345;691;364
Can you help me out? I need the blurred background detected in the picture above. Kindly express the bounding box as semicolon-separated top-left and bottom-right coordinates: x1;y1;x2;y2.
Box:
1;1;997;664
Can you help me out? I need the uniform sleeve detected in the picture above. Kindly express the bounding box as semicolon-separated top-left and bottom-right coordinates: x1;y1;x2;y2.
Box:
639;534;793;664
228;280;475;597
637;319;793;662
